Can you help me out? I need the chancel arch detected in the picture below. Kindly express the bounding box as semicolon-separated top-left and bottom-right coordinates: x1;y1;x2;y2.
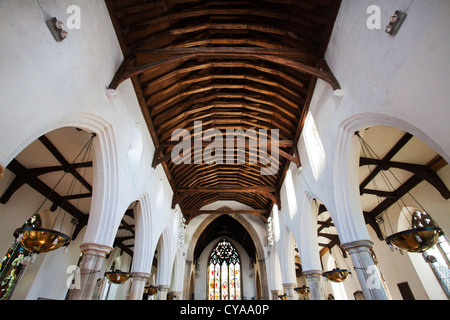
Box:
206;238;242;300
185;214;268;300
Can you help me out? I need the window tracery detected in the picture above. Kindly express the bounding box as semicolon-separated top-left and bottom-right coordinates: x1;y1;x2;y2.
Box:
208;239;241;300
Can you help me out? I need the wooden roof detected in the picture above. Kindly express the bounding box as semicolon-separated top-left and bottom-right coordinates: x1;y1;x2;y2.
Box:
106;0;342;223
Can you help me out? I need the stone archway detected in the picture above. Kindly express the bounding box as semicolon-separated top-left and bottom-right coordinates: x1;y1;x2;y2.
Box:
184;214;269;299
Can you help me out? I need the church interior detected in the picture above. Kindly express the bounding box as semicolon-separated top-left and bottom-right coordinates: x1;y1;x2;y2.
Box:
0;0;449;301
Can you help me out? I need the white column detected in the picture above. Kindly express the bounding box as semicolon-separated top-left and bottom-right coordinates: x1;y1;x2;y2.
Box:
69;242;112;300
271;289;280;300
158;285;170;300
282;283;297;300
341;240;389;300
128;272;150;300
302;270;325;300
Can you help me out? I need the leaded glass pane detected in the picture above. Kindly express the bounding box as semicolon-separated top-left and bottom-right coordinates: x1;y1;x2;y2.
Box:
235;263;241;300
221;262;228;300
214;264;220;300
229;263;235;300
207;239;241;300
208;263;215;300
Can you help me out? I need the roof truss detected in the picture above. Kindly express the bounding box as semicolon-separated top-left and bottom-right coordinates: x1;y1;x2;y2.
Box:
106;0;342;222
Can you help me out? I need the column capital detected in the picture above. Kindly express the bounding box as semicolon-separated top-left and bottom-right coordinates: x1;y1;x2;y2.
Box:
159;285;170;290
302;269;323;277
282;283;297;287
170;291;182;300
132;272;151;281
341;240;374;251
80;242;113;257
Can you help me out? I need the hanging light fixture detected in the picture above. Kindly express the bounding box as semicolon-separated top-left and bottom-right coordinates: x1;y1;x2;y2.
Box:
14;133;95;254
384;210;441;253
294;285;310;296
323;268;351;283
356;131;442;253
278;294;287;300
144;285;159;296
14;227;70;253
105;270;131;284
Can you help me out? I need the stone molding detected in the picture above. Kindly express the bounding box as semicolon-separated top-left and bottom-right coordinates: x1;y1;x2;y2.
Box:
80;242;113;257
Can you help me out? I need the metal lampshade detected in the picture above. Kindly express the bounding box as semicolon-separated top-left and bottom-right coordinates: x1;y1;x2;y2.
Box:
105;270;131;284
294;285;310;296
15;226;70;253
323;268;350;283
385;226;441;253
145;285;159;295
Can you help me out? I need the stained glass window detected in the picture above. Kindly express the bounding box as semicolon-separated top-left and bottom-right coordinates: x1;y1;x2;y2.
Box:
207;239;241;300
0;214;41;300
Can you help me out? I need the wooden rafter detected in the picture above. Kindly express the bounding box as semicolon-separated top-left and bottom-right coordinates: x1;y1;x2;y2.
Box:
106;0;342;222
1;158;88;240
108;49;340;91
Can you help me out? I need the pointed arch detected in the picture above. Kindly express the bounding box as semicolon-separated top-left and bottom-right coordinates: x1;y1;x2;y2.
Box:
278;226;297;285
184;214;268;299
207;238;242;300
156;227;174;287
131;194;154;274
333;112;450;244
297;192;324;272
1;112;120;247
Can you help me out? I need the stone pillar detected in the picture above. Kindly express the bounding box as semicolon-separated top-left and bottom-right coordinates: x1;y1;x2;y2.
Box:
282;283;296;300
303;270;325;300
257;258;270;300
158;285;170;300
182;260;193;300
271;290;280;300
128;272;150;300
341;240;389;300
69;243;112;300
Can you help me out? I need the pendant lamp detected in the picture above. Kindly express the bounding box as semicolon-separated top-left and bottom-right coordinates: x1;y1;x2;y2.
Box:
145;285;159;296
385;210;441;253
105;270;131;284
322;268;351;283
294;285;310;296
